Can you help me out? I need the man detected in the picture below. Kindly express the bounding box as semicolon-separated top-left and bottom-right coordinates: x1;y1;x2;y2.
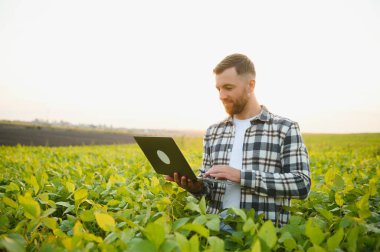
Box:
166;53;311;226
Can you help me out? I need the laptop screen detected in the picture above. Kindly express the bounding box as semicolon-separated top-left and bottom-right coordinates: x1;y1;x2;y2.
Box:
134;136;198;180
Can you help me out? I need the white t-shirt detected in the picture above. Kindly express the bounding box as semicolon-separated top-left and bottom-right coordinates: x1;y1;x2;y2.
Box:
222;116;256;210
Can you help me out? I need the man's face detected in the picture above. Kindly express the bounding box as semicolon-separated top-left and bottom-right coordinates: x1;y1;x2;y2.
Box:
215;67;251;116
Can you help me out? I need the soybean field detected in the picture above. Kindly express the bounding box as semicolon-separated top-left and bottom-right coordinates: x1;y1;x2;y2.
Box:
0;134;379;251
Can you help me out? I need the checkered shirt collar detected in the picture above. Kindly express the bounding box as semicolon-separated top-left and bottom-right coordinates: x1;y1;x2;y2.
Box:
223;105;272;125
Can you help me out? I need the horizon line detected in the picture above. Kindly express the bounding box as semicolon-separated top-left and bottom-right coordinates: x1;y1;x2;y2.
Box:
1;119;379;135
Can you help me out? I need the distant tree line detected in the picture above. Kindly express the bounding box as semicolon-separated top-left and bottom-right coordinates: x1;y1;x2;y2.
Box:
31;118;113;130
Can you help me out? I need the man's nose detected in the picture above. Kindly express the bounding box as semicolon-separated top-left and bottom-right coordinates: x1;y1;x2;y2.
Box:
219;90;227;100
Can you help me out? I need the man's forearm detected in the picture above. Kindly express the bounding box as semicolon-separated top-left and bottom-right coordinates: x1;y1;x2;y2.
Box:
240;169;311;199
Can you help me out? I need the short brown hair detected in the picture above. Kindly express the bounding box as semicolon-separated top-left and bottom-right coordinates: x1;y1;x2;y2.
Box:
213;53;256;78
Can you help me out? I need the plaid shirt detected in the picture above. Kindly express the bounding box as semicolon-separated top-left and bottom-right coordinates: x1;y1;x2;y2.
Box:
196;105;311;226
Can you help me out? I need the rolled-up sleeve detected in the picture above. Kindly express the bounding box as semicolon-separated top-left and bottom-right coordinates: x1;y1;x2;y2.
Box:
241;123;311;199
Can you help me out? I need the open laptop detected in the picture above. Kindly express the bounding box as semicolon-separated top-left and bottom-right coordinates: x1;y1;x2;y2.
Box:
134;136;198;180
134;136;235;184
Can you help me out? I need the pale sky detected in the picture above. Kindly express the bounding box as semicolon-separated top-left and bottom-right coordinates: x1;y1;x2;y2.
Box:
1;0;379;133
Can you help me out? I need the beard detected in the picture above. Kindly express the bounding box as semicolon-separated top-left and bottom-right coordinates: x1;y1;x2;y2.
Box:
223;92;249;116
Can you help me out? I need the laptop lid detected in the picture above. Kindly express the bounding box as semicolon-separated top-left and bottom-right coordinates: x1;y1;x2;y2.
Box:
134;136;198;180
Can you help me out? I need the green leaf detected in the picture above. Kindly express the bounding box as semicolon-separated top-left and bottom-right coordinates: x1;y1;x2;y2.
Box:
207;236;224;252
305;218;326;246
173;217;190;230
307;245;327;252
369;177;377;196
74;189;88;207
185;201;201;214
339;216;354;229
41;217;57;230
25;175;40;195
258;220;277;249
324;169;335;187
315;207;334;222
189;234;200;252
107;199;120;206
3;197;18;208
18;194;41;219
193;215;207;225
41;208;56;217
180;223;210;238
56;201;74;214
289;215;303;225
59;219;75;233
94;212;116;232
335;192;344;207
0;216;10;229
144;223;165;249
6;182;20;192
160;239;177;252
0;233;26;252
347;226;359;252
104;232;118;244
199;197;206;215
73;220;84;235
63;205;75;214
229;231;244;246
206;217;220;232
230;208;247;221
251;238;261;252
243;217;255;233
66;182;75;193
327;228;344;252
127;238;156;252
83;233;103;243
80;210;95;222
279;232;296;250
56;201;72;208
333;174;345;190
149;176;160;194
356;194;371;219
175;232;190;252
162;182;173;195
38;193;49;203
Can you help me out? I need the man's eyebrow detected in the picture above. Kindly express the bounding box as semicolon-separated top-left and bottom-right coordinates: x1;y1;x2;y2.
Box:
216;83;234;88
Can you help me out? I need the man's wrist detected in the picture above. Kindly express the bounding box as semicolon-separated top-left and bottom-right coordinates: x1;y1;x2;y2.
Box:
190;181;205;195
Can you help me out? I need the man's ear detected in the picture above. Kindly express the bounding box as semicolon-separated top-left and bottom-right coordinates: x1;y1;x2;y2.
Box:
249;79;256;93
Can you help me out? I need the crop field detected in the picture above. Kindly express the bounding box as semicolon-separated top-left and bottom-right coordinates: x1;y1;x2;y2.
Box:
0;134;379;251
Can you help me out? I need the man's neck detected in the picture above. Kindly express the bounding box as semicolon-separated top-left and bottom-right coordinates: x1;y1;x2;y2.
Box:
234;96;261;120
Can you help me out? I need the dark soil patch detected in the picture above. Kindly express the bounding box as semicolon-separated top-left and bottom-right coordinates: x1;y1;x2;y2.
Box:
0;123;135;146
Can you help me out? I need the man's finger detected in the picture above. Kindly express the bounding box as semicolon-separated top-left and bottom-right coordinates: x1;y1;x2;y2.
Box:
186;179;193;190
173;172;180;184
207;171;228;180
205;167;223;176
181;176;187;187
165;175;174;181
207;171;224;177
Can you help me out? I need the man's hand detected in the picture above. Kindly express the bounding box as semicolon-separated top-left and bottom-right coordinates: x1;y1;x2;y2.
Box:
165;172;203;193
204;165;240;183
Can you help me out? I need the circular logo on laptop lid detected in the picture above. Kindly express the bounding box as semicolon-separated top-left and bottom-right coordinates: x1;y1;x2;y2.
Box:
157;150;170;165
